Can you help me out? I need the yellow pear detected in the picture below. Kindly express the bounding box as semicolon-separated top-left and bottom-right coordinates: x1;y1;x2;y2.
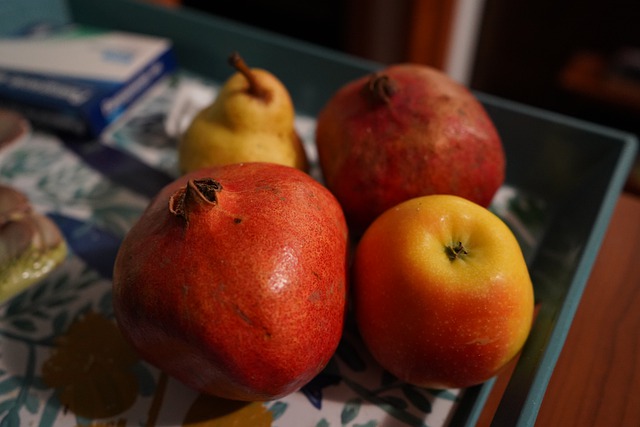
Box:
178;52;309;174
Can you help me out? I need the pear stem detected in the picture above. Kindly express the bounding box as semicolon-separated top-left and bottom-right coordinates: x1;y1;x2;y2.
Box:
228;52;269;101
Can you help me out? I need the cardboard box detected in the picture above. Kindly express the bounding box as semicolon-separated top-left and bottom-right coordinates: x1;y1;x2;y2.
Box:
0;24;177;137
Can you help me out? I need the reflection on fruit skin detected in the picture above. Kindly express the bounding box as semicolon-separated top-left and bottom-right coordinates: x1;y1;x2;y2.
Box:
41;311;139;419
182;393;272;427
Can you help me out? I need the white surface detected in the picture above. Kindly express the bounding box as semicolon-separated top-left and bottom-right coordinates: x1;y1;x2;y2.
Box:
444;0;487;85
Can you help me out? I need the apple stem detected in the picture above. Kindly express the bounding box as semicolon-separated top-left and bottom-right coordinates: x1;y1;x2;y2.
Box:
169;178;222;223
228;52;269;101
446;241;468;261
363;73;398;105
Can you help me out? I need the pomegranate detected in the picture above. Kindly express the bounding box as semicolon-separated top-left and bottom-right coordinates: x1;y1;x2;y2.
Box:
315;64;505;235
112;162;348;401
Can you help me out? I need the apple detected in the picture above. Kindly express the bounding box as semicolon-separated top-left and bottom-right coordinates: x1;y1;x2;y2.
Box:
352;194;534;389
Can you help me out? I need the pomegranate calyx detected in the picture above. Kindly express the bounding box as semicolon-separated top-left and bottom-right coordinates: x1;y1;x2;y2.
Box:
169;178;222;222
363;73;397;105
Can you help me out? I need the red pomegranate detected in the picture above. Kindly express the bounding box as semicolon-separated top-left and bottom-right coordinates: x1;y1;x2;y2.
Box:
112;162;349;401
315;63;505;235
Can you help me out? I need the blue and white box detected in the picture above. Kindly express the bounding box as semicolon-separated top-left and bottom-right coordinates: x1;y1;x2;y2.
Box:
0;25;177;137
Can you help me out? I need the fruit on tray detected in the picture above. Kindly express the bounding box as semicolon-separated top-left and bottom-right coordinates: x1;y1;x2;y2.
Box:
352;194;534;389
0;184;67;303
315;64;505;236
112;162;348;401
178;52;308;174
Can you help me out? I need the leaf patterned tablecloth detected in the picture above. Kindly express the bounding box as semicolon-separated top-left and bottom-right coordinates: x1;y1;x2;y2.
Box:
1;73;547;427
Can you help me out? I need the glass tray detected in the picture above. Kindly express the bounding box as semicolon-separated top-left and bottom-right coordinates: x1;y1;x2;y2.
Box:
1;0;637;426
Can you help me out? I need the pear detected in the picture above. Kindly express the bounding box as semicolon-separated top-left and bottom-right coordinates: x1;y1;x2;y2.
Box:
178;52;308;174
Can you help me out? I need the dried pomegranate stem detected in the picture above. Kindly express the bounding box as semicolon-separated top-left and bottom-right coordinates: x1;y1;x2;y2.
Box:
169;178;222;222
363;73;397;105
228;51;269;101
